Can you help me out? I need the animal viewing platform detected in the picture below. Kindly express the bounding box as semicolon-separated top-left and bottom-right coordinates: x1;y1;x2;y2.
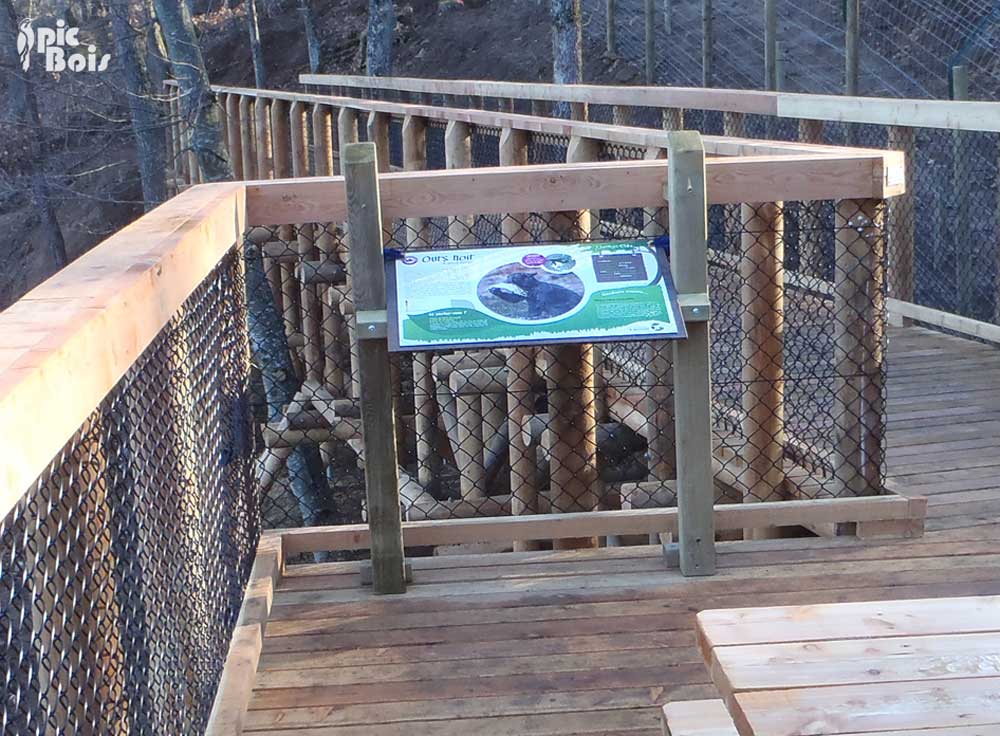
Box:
3;73;1000;735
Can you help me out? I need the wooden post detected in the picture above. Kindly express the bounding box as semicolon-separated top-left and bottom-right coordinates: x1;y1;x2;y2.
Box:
403;114;439;490
702;0;714;87
322;287;345;396
291;101;322;385
887;125;915;307
667;131;716;576
613;105;631;127
663;107;684;130
500;126;541;549
645;0;656;85
337;107;360;274
833;199;884;498
254;97;271;179
764;0;777;91
343;142;406;595
546;135;601;550
642;146;675;486
225;93;244;180
776;41;787;91
951;66;973;317
452;377;487;500
239;96;256;180
270;98;299;339
664;0;673;33
798;119;825;278
606;0;617;56
367;111;391;174
166;90;180;193
740;202;785;539
723;112;745;254
445;120;475;245
845;0;859;95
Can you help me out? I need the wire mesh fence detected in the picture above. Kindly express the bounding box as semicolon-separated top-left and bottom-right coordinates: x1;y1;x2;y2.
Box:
0;250;256;735
251;125;888;532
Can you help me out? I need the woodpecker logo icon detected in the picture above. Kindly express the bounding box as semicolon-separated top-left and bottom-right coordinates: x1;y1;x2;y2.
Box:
17;18;32;71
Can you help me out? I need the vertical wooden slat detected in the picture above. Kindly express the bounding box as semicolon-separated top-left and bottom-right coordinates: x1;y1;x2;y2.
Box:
445;120;475;245
226;93;244;180
270;99;298;340
343;142;407;595
702;0;714;87
740;201;785;539
547;134;601;550
845;0;860;95
254;97;271;179
403;114;439;492
239;96;256;180
337;107;361;400
798;118;825;279
291;101;321;385
500;126;541;550
764;0;777;90
667;130;716;576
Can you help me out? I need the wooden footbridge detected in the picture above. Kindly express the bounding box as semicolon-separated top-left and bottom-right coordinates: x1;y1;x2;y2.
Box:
2;75;1000;735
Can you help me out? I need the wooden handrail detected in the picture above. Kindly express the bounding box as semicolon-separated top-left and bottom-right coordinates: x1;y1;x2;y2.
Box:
301;74;1000;133
209;84;905;166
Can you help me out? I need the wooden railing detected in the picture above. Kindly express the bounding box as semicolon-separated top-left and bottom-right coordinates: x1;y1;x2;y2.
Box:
298;74;1000;343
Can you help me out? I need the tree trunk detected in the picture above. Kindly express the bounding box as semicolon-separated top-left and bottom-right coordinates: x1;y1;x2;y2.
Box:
550;0;582;118
246;0;267;87
0;0;68;268
366;0;393;76
143;0;171;90
152;0;230;182
109;0;168;209
300;0;320;74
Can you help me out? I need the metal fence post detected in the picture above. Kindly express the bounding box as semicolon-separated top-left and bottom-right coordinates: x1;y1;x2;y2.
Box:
667;131;716;576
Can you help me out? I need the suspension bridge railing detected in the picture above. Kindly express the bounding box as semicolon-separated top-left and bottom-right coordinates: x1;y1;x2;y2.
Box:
298;73;1000;344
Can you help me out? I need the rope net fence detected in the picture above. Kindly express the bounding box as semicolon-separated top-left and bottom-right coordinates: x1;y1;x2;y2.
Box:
0;251;257;735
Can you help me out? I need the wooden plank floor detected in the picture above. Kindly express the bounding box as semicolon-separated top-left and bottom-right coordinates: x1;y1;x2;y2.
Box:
246;325;1000;736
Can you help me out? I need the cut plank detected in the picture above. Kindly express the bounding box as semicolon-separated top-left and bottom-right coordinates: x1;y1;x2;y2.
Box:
662;700;738;736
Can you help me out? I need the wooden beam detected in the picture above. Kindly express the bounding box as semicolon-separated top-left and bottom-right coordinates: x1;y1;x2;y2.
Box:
245;153;901;226
342;142;406;595
278;493;925;555
668;131;716;577
0;182;246;543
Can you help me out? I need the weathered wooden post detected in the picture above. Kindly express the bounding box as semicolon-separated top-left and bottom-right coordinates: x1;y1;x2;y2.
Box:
740;201;785;539
764;0;777;91
702;0;714;87
270;98;298;340
667;131;716;576
606;0;617;56
845;0;859;95
343;142;407;594
645;0;656;84
500;126;541;550
887;124;915;311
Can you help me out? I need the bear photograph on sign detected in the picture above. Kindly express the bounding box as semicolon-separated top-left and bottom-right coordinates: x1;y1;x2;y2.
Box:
387;240;686;351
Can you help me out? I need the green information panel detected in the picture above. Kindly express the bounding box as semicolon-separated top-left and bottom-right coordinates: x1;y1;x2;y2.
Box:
386;240;686;352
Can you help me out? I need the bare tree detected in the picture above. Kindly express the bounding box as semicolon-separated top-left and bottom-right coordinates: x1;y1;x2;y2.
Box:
551;0;582;117
0;0;69;268
300;0;320;74
151;0;229;181
108;0;168;208
246;0;266;86
366;0;393;76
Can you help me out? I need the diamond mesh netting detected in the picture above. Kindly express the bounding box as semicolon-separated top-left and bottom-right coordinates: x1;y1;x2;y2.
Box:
0;251;257;735
249;119;887;530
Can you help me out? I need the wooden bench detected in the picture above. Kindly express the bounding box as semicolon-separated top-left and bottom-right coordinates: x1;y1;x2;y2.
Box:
662;700;739;736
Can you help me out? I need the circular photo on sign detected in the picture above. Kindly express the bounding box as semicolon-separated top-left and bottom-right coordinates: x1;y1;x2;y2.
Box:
477;263;585;322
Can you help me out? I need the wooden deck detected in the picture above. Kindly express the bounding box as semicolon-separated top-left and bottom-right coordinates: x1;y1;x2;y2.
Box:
244;324;1000;736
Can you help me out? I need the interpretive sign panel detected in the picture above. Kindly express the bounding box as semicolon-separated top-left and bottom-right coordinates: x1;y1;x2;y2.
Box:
386;239;687;351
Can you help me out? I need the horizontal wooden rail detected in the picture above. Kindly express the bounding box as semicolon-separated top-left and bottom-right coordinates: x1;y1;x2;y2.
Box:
208;84;905;165
302;74;1000;133
277;495;927;556
245;156;901;226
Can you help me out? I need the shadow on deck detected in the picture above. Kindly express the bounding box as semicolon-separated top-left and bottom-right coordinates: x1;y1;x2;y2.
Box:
244;324;1000;736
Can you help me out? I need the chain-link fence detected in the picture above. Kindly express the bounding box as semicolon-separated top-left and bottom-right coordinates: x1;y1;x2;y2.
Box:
0;251;257;734
251;121;887;532
584;0;1000;98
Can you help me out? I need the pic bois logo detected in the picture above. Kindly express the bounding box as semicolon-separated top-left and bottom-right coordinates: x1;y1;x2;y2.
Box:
17;18;110;74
